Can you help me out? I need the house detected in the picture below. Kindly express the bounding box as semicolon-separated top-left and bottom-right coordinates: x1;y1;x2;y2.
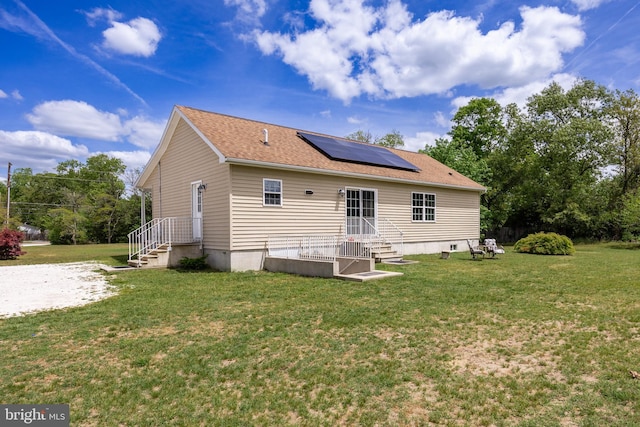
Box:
131;106;485;275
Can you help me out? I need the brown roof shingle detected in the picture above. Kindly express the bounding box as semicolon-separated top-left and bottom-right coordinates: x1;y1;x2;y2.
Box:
176;105;485;191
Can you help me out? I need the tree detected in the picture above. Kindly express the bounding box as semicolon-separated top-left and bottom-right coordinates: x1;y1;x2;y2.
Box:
346;129;406;148
450;98;506;157
346;130;373;143
375;129;405;148
524;80;614;235
608;89;640;195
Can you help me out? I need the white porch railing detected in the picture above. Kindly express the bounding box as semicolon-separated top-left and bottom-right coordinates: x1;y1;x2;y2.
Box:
128;217;201;265
267;218;403;263
267;235;339;261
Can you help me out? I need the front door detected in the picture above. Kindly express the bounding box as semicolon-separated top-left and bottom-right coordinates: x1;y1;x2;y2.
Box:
346;188;376;235
191;181;203;240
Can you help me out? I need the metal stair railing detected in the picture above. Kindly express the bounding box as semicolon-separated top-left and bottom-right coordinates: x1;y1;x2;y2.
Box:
378;218;404;257
128;217;201;266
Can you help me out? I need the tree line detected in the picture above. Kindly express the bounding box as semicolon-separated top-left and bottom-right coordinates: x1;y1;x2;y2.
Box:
421;79;640;241
0;154;148;244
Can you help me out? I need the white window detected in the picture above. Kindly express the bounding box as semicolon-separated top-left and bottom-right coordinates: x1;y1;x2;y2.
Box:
263;179;282;206
412;192;436;222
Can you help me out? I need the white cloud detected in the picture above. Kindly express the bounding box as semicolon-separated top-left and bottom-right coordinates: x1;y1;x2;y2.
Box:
405;131;443;152
122;115;167;149
0;89;23;100
84;7;123;25
102;17;161;57
27;100;123;140
100;150;151;172
224;0;267;24
570;0;611;11
0;130;90;172
433;111;449;128
347;116;366;125
26;100;166;149
451;73;579;109
256;1;585;103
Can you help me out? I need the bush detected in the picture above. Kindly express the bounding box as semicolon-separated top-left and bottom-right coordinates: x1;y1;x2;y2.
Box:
514;232;575;255
178;254;209;270
0;229;26;260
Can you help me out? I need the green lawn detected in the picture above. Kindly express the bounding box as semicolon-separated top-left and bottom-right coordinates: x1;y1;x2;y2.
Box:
1;243;639;426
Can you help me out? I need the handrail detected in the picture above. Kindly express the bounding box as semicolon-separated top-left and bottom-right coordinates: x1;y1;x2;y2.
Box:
128;217;201;266
379;218;404;257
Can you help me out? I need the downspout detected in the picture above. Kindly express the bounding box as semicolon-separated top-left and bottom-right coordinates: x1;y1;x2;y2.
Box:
158;160;162;219
140;191;146;225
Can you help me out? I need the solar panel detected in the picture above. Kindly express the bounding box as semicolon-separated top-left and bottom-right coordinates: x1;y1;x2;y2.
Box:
297;132;420;172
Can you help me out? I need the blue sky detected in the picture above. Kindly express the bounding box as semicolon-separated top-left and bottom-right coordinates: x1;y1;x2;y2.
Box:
1;0;639;181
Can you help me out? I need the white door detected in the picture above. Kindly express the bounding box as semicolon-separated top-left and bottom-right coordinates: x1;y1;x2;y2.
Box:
191;182;203;240
346;188;377;235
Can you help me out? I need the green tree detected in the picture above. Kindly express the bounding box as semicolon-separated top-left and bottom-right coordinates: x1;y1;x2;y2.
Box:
608;89;640;195
346;130;373;143
524;80;614;236
346;129;405;148
375;129;405;148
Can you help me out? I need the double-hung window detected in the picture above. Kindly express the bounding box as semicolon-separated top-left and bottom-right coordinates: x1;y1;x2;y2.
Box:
263;179;282;206
412;192;436;222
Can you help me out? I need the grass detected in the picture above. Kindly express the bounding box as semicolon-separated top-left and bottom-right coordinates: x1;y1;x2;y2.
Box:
2;243;129;266
1;243;640;425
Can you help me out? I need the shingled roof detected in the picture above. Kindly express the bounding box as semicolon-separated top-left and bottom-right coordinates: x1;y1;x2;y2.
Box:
139;105;485;192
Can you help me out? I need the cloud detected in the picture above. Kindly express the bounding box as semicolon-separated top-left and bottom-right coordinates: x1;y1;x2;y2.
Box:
451;73;579;109
0;130;90;172
26;100;166;149
224;0;267;24
100;150;151;172
27;101;123;141
570;0;611;11
84;7;161;57
405;131;443;152
255;1;585;103
84;7;123;25
0;89;23;100
102;17;162;57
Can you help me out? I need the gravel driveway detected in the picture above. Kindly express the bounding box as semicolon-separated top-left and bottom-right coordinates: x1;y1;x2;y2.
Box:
0;262;115;318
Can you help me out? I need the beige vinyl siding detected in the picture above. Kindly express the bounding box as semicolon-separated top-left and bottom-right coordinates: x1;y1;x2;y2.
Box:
229;166;480;250
376;183;480;242
149;119;231;250
230;166;347;250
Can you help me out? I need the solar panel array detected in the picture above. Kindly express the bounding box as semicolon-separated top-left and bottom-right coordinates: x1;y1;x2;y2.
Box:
297;132;420;172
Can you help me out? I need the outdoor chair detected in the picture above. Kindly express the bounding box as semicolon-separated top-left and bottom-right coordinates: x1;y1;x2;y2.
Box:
483;238;505;258
466;239;485;260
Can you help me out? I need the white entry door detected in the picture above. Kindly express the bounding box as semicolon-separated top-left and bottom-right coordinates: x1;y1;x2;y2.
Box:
346;188;377;235
191;181;203;240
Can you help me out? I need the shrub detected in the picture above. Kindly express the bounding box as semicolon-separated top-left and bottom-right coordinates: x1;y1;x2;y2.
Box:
178;254;209;270
514;232;575;255
0;229;26;260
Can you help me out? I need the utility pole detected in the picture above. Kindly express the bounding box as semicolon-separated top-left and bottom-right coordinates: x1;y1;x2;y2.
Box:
5;162;11;228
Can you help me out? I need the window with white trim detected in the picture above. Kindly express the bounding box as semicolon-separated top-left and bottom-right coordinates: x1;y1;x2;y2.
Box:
263;179;282;206
412;192;436;222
